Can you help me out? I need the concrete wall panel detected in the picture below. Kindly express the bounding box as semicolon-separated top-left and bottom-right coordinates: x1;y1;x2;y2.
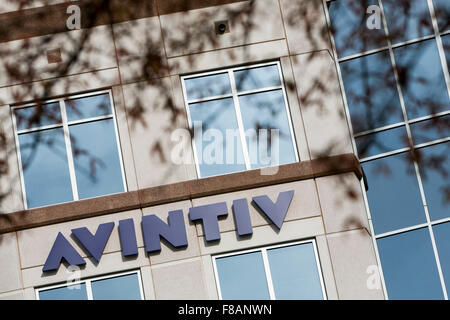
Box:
0;232;22;293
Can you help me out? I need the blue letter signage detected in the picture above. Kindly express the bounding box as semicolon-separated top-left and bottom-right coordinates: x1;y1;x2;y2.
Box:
189;202;228;242
119;219;139;257
43;233;86;272
142;210;188;253
252;190;294;229
232;199;253;236
42;190;294;272
71;222;114;262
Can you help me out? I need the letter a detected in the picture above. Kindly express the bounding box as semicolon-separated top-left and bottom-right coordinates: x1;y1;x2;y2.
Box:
366;5;381;30
43;233;85;272
66;5;81;30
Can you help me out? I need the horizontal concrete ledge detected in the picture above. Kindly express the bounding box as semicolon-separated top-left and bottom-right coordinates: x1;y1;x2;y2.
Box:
0;153;362;234
0;0;248;43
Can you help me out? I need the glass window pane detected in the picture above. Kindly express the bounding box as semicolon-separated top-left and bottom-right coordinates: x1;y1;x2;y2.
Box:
189;98;246;178
184;73;232;101
14;102;61;131
433;222;450;290
39;283;88;300
91;273;141;300
411;115;450;145
442;35;450;74
65;94;112;122
433;0;450;32
340;51;403;133
234;65;281;92
238;90;296;169
363;153;426;234
69;119;124;200
383;0;433;44
417;142;450;221
394;39;450;120
355;126;409;158
19;128;73;208
215;251;270;300
328;0;387;58
267;243;323;300
377;228;444;300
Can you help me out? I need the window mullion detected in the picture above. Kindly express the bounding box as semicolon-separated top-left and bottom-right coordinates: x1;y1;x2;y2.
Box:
376;0;414;148
136;269;145;300
16;123;64;135
311;239;328;300
412;155;449;299
11;108;29;210
60;99;79;201
276;61;300;162
180;78;203;179
85;280;94;300
261;248;276;300
228;70;252;170
427;222;449;299
426;0;450;98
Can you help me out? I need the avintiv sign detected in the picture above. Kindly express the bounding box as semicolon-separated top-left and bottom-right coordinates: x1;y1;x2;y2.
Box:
42;190;295;272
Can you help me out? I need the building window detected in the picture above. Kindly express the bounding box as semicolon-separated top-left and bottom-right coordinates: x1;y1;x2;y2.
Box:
36;270;144;300
212;241;326;300
12;90;126;209
181;62;299;178
327;0;450;299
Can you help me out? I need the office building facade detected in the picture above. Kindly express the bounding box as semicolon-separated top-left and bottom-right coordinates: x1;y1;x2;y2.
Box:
0;0;448;300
